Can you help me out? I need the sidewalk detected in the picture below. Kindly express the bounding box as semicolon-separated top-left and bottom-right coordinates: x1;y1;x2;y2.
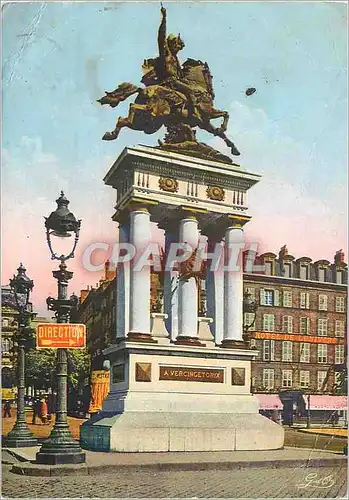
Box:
3;445;347;477
298;427;348;438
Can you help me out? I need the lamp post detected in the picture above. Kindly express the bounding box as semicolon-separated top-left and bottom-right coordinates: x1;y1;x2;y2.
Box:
242;290;258;346
36;192;85;465
306;393;311;429
4;264;37;448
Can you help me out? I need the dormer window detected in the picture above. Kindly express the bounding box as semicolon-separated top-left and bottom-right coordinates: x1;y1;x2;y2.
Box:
336;270;343;284
284;263;292;277
300;264;309;280
318;268;325;282
296;257;312;280
265;261;272;275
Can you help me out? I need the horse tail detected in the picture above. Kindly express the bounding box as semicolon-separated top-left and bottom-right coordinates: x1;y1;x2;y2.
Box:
97;82;140;108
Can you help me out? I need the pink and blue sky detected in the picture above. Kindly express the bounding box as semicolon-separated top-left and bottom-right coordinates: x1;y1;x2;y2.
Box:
2;2;347;316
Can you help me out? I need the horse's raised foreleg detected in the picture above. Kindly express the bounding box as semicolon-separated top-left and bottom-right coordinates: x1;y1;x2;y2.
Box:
204;108;229;133
198;120;240;156
102;103;148;141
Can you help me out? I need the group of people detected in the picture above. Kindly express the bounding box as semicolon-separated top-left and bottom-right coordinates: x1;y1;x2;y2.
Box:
2;397;51;424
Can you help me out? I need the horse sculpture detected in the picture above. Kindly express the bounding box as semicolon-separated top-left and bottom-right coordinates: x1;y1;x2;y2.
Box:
98;58;240;158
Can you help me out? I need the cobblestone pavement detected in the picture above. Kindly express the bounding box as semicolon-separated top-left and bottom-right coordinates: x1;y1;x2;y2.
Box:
2;464;347;498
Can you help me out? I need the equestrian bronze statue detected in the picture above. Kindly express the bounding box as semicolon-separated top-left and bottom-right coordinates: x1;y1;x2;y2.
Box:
98;7;240;163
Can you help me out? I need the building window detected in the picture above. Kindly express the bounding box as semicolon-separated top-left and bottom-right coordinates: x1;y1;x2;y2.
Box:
282;290;293;308
263;369;274;390
263;340;275;361
335;297;345;313
299;370;310;388
317;318;328;336
284;263;292;278
300;317;310;335
260;289;280;306
265;261;273;275
300;343;310;363
282;316;293;333
317;268;326;282
263;314;275;332
244;312;256;331
335;320;345;337
300;265;309;280
300;292;310;309
336;270;343;284
1;318;9;328
317;344;328;363
265;290;274;306
318;294;328;311
282;341;293;362
1;339;11;353
282;370;293;387
317;371;328;390
335;345;344;365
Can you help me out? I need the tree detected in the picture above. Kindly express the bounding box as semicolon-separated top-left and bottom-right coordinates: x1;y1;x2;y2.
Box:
334;366;348;396
67;348;91;390
25;349;56;391
25;348;91;392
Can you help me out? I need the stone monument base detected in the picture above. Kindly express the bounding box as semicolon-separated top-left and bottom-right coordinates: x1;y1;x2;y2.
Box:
81;411;283;453
80;342;284;452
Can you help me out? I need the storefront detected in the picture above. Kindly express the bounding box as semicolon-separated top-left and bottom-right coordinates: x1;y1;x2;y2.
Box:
255;394;283;423
303;395;348;425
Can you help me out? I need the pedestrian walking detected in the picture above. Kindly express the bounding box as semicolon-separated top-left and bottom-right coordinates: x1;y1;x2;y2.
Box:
3;400;12;418
32;399;40;424
39;398;48;424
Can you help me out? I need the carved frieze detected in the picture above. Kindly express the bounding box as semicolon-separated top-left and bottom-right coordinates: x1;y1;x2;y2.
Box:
158;177;179;193
206;186;225;201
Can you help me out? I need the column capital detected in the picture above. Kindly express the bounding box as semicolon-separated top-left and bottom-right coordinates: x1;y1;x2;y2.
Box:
177;205;208;220
114;198;158;222
225;214;251;229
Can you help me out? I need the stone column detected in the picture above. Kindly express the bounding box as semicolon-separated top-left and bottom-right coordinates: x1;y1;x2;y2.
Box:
221;217;247;348
127;206;154;342
161;222;179;342
175;214;203;346
204;235;225;345
115;219;130;341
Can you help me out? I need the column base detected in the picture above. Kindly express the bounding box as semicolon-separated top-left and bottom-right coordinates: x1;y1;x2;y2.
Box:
220;339;246;349
174;336;206;347
36;427;85;464
3;422;38;448
36;449;86;465
127;332;158;343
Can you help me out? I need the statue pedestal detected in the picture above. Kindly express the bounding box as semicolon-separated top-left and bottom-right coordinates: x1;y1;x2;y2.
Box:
80;146;284;452
80;342;284;452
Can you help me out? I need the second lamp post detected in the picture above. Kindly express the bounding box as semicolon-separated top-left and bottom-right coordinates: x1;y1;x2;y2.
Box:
36;192;85;465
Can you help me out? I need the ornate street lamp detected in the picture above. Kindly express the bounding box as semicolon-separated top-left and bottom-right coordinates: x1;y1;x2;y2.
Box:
242;290;258;346
36;192;85;465
4;264;37;447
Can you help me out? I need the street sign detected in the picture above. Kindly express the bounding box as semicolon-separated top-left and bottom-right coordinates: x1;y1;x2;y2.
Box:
36;323;86;349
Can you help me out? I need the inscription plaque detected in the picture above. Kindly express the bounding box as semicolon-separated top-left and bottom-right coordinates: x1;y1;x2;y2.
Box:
135;362;152;382
159;365;224;383
231;367;245;386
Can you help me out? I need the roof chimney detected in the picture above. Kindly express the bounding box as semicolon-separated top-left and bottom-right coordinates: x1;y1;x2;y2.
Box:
334;249;345;266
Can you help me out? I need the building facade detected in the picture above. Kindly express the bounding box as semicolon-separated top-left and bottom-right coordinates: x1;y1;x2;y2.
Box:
243;247;347;420
74;247;347;417
73;262;117;371
1;286;20;392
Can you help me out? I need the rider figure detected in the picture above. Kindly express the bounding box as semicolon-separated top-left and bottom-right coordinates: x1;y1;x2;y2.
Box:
158;6;201;121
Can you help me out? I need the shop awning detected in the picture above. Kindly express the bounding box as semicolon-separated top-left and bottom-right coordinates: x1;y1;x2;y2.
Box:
255;394;283;410
303;395;348;410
